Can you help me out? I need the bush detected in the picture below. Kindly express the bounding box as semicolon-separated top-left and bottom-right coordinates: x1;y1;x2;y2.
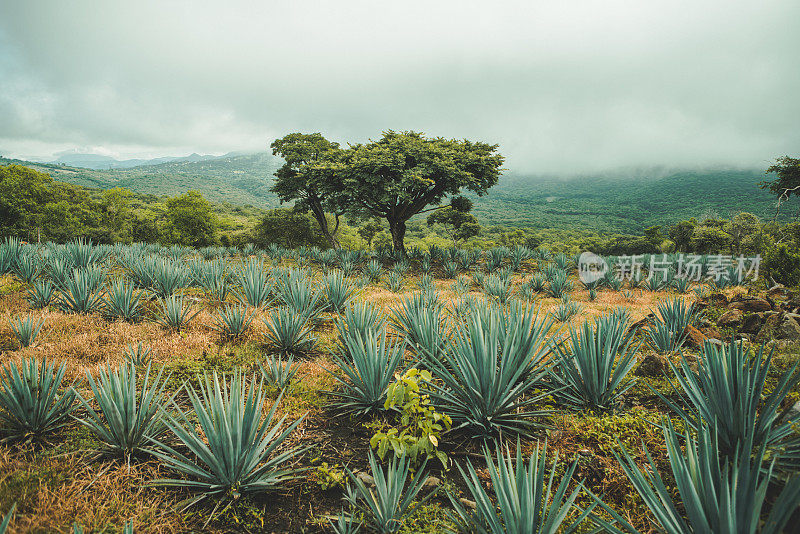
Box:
764;243;800;287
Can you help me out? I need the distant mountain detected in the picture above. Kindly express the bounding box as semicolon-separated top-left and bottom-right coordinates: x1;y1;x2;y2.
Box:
3;153;795;233
47;152;219;170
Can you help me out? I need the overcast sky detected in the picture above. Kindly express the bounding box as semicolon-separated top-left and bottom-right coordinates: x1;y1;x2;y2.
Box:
0;0;797;173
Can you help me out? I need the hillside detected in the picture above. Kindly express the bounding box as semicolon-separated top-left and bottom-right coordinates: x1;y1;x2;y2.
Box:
2;154;794;234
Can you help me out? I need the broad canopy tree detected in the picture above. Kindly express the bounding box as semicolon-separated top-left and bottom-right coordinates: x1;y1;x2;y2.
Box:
269;130;504;254
270;133;347;248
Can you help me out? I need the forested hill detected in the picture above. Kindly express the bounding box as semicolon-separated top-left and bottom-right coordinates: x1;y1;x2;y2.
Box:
1;153;793;234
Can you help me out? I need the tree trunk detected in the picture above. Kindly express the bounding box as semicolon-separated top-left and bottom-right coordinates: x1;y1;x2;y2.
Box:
388;218;407;256
309;202;340;249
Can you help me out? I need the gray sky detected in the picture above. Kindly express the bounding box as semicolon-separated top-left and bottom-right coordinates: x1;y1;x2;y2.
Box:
0;0;797;173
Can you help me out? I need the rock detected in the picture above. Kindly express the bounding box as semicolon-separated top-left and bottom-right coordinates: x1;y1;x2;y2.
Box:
728;298;772;312
701;327;723;339
777;316;800;340
718;309;743;327
459;498;477;510
355;472;375;487
708;293;729;306
740;314;764;335
422;477;441;492
684;325;708;349
767;284;792;300
755;313;783;343
636;353;668;376
705;338;724;348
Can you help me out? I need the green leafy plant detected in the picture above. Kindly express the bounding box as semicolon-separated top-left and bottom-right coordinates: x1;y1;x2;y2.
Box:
76;362;171;461
324;270;358;314
259;354;301;390
262;307;316;355
151;372;307;510
370;368;452;468
315;462;347;490
448;440;593;533
344;452;430;534
0;357;77;441
389;293;448;363
328;328;405;417
9;315;45;348
234;259;273;308
427;305;554;438
103;279;144;322
155;294;201;333
212;304;255;339
26;279;54;309
549;314;639;411
595;421;800;534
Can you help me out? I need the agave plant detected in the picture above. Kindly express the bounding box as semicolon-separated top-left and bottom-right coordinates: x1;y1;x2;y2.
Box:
550;297;581;322
389;293;448;363
671;276;690;293
124;342;153;367
103;279;144;322
545;270;572;299
595;421;800;534
337;301;388;340
344;452;430;534
0;357;77;441
57;269;105;314
385;271;404;293
453;275;471;295
26;279;55;309
277;276;326;316
262;307;316;355
427;306;554;438
76;362;170;460
483;273;512;304
0;504;15;534
549;315;639;411
259;354;301;390
212;304;255;339
442;260;460;279
328;509;362;534
148;259;190;299
155;294;201;333
449;440;593;533
328;328;404;417
11;252;42;285
656;339;800;465
645;297;697;353
324;270;358;314
151;372;307;509
234;260;273;308
364;259;383;282
9;315;45;348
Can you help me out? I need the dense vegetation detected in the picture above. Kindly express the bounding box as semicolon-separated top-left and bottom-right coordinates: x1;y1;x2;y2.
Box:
0;239;798;532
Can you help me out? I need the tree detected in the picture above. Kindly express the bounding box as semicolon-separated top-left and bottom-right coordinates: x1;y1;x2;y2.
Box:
643;225;663;251
0;164;53;239
270;133;346;248
357;219;383;249
426;197;481;245
251;208;328;249
164;191;218;247
722;212;761;255
669;219;696;251
329;131;503;254
760;156;800;219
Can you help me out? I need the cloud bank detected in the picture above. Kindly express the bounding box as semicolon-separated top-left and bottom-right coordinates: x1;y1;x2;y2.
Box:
1;0;797;173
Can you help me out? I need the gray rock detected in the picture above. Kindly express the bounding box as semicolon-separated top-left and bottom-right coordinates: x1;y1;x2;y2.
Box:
777;316;800;340
355;472;375;487
422;477;441;492
459;498;477;510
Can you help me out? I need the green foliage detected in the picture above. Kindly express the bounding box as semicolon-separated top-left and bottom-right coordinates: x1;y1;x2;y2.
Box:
155;294;201;333
57;268;105;314
124;341;153;367
344;452;430;534
596;421;800;534
103;279;143;322
550;314;639;411
389;293;447;363
262;307;316;355
75;362;170;460
213;304;255;339
0;357;77;441
314;462;346;490
0;503;14;534
163;191;218;247
9;315;45;348
449;440;592;534
764;242;800;286
251;208;329;249
323;270;358;314
656;339;800;465
427;305;554;438
26;279;54;309
151;372;306;507
328;328;404;417
370;369;452;468
258;354;301;390
234;258;272;308
645;297;697;353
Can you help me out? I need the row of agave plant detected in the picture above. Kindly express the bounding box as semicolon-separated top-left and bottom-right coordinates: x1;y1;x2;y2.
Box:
2;288;798;532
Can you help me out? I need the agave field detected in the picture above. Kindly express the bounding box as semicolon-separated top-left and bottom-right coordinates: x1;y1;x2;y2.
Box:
0;238;798;533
